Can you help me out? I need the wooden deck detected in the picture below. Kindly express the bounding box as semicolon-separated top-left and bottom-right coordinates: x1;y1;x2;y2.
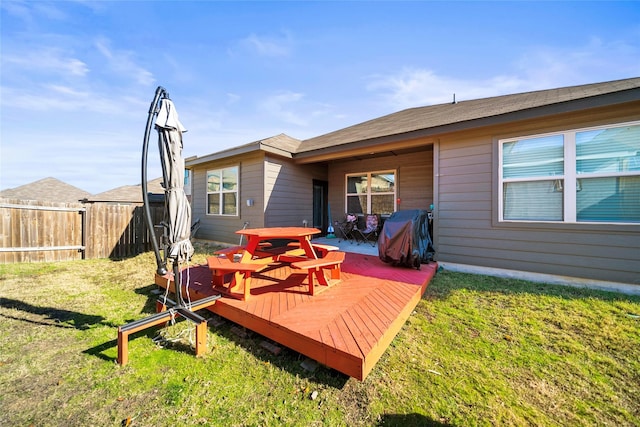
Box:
154;253;437;381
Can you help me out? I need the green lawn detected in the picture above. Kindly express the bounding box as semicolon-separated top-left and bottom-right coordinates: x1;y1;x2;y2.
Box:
1;245;638;426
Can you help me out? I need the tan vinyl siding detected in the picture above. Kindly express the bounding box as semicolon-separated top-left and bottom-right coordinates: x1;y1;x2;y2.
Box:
264;155;326;227
190;151;265;244
397;159;435;210
435;105;640;284
327;147;434;217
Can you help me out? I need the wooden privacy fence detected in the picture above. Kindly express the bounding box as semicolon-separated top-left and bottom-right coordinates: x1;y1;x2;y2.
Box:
0;199;164;263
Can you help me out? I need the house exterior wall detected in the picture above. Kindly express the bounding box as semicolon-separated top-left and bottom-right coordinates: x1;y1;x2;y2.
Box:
189;151;328;244
435;102;640;284
190;151;265;244
327;147;434;219
264;155;327;227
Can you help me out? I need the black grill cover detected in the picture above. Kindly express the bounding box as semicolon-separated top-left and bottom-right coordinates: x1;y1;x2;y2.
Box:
378;209;434;269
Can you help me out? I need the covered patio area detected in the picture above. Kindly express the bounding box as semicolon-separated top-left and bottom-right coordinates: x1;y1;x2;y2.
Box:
310;235;380;256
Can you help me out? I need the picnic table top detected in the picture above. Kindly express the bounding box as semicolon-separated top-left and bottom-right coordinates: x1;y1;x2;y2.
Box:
236;227;321;238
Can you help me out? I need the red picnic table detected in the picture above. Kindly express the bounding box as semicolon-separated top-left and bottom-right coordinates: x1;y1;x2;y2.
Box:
208;227;344;299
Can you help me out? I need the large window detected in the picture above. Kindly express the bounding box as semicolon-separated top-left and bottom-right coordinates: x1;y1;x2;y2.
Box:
500;122;640;223
206;166;238;216
346;171;396;215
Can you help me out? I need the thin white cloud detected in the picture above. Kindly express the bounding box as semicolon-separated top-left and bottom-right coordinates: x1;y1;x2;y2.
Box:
368;37;640;110
259;91;307;126
2;0;70;22
1;84;147;115
515;37;640;88
226;93;241;104
2;48;89;77
367;69;526;108
0;1;35;26
95;37;155;86
47;84;89;98
234;31;293;57
32;2;68;21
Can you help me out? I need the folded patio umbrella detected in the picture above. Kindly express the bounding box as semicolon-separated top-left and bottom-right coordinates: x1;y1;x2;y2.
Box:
120;86;220;365
155;98;194;264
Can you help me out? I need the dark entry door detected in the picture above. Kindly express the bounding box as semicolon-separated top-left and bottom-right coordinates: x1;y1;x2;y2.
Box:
312;180;328;234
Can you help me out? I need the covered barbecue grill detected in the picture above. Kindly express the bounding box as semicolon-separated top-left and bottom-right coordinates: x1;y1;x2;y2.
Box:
378;209;434;270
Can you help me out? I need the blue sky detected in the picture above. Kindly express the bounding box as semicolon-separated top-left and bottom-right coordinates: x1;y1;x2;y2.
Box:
1;1;639;194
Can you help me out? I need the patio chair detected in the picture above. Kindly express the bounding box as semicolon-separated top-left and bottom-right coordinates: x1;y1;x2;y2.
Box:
335;213;358;243
353;214;380;246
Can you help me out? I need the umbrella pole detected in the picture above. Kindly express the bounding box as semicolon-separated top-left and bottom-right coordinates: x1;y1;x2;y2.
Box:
142;86;168;276
173;259;186;308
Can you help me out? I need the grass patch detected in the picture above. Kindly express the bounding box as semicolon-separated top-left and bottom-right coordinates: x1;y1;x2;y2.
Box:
1;246;639;426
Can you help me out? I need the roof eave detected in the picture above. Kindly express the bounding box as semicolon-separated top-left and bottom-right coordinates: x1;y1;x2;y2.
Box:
260;144;295;159
186;140;295;168
186;142;262;167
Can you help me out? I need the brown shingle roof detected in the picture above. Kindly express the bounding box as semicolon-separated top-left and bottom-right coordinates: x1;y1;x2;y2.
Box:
0;177;91;203
86;177;164;203
187;133;301;166
299;77;640;153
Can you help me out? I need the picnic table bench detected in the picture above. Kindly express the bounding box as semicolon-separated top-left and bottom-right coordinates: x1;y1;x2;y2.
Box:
207;256;267;301
213;245;245;261
291;251;346;295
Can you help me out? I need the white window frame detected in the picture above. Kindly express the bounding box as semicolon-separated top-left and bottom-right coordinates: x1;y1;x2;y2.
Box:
345;170;397;215
499;120;640;224
206;166;239;216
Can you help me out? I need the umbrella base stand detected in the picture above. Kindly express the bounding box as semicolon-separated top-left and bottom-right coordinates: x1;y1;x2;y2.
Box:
117;294;221;366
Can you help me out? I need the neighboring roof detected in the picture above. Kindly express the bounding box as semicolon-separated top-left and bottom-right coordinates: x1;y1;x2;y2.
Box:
187;133;301;166
85;177;164;203
0;177;91;203
298;77;640;156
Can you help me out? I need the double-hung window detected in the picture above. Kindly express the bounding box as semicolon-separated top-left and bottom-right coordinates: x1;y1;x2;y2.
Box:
499;122;640;223
206;166;239;215
346;171;396;215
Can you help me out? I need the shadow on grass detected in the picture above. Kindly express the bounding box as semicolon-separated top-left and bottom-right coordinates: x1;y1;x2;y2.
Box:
83;285;348;389
102;287;348;388
83;283;197;362
84;313;349;388
135;283;165;314
424;270;640;303
83;338;119;361
0;297;118;330
209;317;350;389
83;329;187;363
378;413;450;426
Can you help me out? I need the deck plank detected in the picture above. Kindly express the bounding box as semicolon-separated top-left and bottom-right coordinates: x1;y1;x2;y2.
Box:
332;314;362;357
155;253;437;380
360;295;390;333
351;304;381;353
